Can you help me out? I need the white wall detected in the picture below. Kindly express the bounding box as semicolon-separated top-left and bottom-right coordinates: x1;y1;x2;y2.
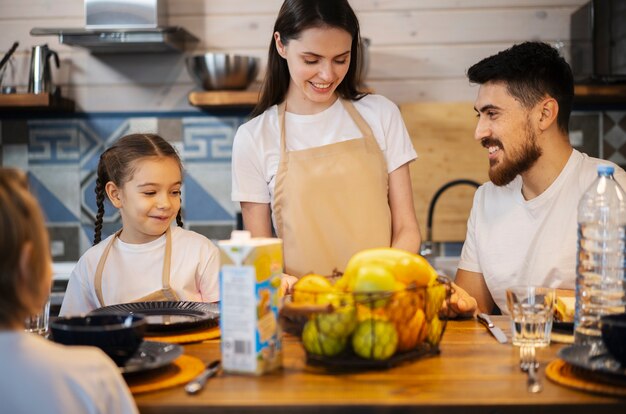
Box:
0;0;587;112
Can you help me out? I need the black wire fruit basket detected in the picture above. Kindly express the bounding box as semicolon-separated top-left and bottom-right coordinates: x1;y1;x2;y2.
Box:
280;273;452;371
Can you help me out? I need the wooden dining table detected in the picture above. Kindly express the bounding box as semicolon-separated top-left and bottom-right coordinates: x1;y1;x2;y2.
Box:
134;316;626;413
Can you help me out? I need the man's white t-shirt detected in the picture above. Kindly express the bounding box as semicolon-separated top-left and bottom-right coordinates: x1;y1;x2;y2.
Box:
458;149;626;313
231;94;417;230
60;226;220;315
0;331;138;414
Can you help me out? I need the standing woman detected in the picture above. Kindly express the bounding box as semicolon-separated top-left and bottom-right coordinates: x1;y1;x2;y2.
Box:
232;0;420;277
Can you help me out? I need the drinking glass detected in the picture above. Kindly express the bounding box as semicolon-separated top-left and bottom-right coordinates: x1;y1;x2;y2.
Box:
24;296;50;336
506;286;556;347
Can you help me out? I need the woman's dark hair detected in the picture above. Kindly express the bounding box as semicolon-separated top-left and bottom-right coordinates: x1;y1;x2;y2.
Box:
467;41;574;134
252;0;367;117
93;133;184;245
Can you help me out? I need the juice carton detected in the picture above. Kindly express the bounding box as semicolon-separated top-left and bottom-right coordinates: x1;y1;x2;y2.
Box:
218;231;283;375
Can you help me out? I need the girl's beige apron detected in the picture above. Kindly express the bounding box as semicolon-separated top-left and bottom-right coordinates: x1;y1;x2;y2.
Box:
94;227;180;307
273;98;392;278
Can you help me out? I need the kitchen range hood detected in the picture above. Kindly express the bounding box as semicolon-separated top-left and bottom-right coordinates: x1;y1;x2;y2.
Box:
30;26;197;53
30;0;198;53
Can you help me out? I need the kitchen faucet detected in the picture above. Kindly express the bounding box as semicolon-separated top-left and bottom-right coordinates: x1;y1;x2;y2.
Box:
420;179;481;258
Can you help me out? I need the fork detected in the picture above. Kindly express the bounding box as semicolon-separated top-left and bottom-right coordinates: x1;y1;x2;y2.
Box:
520;345;542;393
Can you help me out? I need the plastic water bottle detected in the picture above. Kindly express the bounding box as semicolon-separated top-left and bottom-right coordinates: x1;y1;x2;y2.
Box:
575;165;626;346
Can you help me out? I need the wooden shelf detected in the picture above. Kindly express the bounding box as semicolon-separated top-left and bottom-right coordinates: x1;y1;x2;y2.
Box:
574;84;626;105
188;87;375;109
188;90;260;108
0;93;75;111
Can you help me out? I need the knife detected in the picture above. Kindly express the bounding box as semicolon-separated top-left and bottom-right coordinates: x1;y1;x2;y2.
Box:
185;359;221;395
476;313;508;344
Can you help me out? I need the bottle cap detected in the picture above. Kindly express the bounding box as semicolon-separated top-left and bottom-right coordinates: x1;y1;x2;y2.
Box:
230;230;251;241
597;165;615;175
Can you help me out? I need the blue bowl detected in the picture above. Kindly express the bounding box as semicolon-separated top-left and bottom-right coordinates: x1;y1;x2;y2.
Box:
51;313;146;366
600;313;626;366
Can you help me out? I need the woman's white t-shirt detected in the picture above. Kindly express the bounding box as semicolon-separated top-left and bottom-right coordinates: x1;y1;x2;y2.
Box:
231;94;417;205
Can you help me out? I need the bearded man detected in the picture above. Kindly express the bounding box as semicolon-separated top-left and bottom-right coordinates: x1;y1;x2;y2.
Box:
448;42;626;316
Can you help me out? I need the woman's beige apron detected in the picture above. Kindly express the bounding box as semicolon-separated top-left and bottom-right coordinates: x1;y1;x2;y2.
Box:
94;227;180;307
273;98;392;278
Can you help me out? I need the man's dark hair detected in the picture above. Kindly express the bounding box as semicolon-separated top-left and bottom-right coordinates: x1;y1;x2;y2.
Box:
467;41;574;134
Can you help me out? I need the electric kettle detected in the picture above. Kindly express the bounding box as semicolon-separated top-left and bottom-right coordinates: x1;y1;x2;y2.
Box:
28;44;59;94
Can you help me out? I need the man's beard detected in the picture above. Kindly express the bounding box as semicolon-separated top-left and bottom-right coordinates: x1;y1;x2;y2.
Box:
486;122;542;186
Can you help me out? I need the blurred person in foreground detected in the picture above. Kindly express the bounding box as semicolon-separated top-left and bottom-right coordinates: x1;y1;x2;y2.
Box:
447;41;626;317
0;167;138;414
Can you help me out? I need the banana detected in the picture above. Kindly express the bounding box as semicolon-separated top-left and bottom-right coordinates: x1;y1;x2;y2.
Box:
337;248;436;291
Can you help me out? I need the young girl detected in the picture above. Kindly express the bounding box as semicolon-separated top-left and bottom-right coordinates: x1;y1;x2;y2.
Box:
231;0;421;278
0;168;138;414
61;133;220;315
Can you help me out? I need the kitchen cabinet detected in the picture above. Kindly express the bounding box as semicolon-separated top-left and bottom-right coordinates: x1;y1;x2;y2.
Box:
0;93;74;112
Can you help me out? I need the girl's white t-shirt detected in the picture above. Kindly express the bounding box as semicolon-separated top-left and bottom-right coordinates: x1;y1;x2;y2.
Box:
60;226;220;316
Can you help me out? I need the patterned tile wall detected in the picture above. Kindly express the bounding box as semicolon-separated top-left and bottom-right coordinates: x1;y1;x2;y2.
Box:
1;111;249;262
602;112;626;165
1;108;625;261
567;110;626;166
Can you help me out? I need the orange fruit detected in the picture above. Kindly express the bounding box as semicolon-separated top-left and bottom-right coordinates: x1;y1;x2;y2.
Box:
356;303;387;321
396;308;427;352
386;287;424;324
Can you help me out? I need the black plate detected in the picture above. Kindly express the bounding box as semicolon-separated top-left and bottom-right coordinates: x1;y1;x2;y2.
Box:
90;301;219;334
121;340;183;375
558;344;626;379
552;321;574;334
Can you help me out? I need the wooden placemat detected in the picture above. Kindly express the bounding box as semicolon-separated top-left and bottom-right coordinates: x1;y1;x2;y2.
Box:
551;332;574;344
145;326;220;344
125;354;205;395
546;359;626;397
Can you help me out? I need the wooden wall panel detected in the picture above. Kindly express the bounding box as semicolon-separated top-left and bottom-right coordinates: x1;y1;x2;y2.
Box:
359;9;572;45
0;0;588;112
349;0;586;9
64;84;195;112
174;8;577;49
164;0;587;15
401;102;490;242
0;0;82;18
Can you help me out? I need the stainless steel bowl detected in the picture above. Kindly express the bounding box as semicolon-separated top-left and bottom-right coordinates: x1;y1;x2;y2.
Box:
186;53;260;91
